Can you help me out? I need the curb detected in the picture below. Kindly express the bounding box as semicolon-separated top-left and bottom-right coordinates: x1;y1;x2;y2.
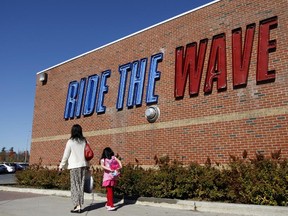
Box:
0;186;287;216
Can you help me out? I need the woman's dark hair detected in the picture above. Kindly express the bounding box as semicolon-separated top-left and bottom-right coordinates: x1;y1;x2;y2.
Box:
70;124;85;142
101;147;114;160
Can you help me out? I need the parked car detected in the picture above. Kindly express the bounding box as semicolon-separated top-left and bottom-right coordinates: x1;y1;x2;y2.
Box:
15;163;25;170
0;163;16;173
18;163;29;170
0;164;7;174
5;163;24;171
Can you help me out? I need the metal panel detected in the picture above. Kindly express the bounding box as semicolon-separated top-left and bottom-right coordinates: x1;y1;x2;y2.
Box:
83;75;99;116
256;16;277;83
204;34;227;93
116;63;130;110
175;39;208;98
232;24;255;87
127;58;147;107
146;53;163;104
64;81;79;119
96;70;111;114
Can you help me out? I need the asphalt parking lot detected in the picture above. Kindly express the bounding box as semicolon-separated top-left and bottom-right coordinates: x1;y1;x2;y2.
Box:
0;173;16;185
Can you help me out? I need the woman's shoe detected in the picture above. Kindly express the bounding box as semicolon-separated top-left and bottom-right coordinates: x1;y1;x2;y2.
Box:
70;206;82;213
70;209;82;213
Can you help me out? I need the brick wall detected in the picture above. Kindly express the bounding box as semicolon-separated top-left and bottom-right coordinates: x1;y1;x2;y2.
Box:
30;0;288;166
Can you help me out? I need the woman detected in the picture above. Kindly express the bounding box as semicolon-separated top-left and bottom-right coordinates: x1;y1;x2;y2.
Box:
59;124;88;213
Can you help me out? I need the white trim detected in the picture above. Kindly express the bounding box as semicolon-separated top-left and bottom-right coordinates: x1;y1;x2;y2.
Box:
37;0;220;74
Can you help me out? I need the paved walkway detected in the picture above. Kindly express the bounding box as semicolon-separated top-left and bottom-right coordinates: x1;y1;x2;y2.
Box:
0;191;235;216
0;186;287;216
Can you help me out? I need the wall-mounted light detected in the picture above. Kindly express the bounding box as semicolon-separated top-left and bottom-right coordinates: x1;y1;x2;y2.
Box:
39;72;47;83
145;105;160;123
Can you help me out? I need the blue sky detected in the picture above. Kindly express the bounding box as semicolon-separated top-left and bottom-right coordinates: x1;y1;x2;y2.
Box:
0;0;214;153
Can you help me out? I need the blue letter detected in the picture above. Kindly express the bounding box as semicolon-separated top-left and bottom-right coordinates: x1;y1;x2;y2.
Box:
127;58;147;107
116;63;130;110
64;81;79;119
83;74;99;116
146;53;163;104
75;78;86;118
96;70;111;113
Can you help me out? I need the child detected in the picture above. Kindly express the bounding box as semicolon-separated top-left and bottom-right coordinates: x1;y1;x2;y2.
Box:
100;147;122;211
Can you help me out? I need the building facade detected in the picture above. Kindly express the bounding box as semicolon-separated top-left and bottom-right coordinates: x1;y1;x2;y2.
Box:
30;0;288;166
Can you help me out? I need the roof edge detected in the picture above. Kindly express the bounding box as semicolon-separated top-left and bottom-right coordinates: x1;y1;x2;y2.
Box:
37;0;220;75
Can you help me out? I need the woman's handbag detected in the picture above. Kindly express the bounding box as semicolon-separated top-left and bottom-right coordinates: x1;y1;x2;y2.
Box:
84;170;94;193
84;142;94;161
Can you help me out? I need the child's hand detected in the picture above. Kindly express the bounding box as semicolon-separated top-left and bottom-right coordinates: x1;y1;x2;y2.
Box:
111;170;119;177
105;167;112;172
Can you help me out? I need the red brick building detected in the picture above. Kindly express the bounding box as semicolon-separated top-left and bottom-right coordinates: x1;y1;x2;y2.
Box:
30;0;288;166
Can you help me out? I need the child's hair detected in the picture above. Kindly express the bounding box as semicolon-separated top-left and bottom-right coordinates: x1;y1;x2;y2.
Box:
101;147;114;160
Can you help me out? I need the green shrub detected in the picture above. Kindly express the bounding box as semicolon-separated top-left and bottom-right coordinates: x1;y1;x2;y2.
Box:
16;164;70;190
116;163;148;198
15;151;288;206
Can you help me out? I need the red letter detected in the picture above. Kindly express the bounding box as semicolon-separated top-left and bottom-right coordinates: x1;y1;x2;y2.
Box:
232;24;255;87
257;16;277;83
204;34;227;93
174;39;207;98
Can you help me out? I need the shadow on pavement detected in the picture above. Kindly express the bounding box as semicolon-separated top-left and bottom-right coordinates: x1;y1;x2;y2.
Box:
83;196;139;212
82;201;106;212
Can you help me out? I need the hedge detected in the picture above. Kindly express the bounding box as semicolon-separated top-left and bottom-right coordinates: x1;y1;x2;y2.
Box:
15;151;288;206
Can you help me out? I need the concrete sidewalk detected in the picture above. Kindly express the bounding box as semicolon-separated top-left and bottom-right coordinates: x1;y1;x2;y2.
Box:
0;186;287;216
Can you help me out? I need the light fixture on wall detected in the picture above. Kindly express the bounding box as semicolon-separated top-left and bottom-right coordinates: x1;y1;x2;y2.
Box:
145;105;160;123
39;72;47;83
